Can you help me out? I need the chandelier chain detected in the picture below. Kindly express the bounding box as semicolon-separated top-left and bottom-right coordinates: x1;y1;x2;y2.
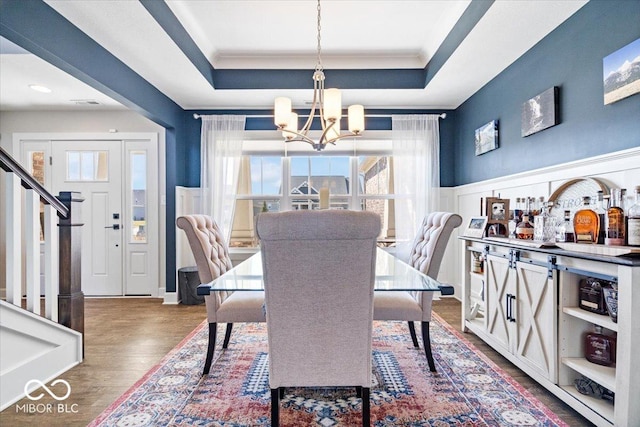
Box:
316;0;322;72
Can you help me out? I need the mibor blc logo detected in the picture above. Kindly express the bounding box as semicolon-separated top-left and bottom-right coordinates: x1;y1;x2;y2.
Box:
16;379;79;414
25;379;71;401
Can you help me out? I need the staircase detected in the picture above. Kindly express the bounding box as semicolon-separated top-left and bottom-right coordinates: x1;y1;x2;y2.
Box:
1;147;84;411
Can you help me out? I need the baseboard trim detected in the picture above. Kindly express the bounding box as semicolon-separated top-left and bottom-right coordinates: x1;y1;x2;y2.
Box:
163;292;178;305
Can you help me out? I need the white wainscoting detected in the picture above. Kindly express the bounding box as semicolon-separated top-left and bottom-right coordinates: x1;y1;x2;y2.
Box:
170;147;640;304
447;146;640;298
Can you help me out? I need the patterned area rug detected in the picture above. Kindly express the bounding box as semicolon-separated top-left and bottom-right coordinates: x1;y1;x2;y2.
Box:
89;315;567;426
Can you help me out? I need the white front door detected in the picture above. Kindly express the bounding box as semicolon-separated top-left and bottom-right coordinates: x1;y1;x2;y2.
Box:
21;133;160;296
18;133;160;297
51;140;123;295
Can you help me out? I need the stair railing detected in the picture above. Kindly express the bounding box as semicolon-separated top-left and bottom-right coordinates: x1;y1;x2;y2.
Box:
1;146;84;337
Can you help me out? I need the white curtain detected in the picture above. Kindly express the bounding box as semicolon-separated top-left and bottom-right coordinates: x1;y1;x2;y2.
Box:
200;115;246;243
392;114;441;261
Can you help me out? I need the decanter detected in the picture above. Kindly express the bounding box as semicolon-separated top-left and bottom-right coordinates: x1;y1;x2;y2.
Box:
534;202;556;243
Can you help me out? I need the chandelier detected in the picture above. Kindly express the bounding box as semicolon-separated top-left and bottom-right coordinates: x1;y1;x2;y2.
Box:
274;0;364;151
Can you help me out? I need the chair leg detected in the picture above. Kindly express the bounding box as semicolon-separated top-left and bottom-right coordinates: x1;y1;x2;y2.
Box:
203;322;217;375
421;321;436;372
355;386;362;398
271;388;280;426
362;387;370;426
222;323;233;348
407;321;419;347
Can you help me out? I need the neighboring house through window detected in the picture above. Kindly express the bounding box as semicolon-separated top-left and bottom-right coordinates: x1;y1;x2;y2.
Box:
229;143;395;248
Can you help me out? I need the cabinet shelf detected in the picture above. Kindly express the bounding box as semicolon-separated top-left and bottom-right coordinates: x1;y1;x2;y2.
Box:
562;307;618;332
562;357;616;392
559;385;614;424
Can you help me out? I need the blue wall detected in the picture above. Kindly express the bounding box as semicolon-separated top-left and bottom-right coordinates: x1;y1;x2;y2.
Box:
453;0;640;186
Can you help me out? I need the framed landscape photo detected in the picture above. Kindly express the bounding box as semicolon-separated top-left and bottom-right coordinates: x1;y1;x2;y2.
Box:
474;120;499;156
521;87;559;137
603;37;640;105
485;197;510;237
463;216;488;238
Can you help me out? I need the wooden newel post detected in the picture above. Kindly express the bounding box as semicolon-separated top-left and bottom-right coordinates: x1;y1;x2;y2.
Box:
57;191;85;344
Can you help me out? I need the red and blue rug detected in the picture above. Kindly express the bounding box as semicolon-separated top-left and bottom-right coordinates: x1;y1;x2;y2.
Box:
89;315;567;426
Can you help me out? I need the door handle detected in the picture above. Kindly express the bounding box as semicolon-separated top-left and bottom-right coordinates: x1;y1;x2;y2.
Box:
509;295;516;323
104;224;120;230
505;293;512;321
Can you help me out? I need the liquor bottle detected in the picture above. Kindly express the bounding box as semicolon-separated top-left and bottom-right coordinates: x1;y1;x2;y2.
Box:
585;325;616;367
556;210;574;243
522;197;530;218
574;196;599;244
621;188;628;244
516;215;534;240
536;196;545;216
595;191;607;244
605;188;625;246
514;197;523;222
628;185;640;247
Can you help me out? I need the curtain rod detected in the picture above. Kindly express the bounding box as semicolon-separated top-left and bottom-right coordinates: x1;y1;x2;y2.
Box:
193;113;447;120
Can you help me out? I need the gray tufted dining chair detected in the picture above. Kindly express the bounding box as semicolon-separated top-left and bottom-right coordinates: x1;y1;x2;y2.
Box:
373;211;462;372
256;210;380;427
176;215;266;375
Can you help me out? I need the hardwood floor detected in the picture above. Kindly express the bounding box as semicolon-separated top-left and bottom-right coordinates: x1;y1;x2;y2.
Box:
0;297;592;426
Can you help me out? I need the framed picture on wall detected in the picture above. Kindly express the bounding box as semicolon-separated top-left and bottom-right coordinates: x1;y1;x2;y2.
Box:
603;37;640;105
485;197;510;237
521;87;559;137
474;120;499;156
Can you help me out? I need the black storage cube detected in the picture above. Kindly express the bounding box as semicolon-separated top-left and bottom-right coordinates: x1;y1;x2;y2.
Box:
178;266;204;305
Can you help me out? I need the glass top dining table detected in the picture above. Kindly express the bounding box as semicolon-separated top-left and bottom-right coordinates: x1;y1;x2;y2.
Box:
197;248;453;295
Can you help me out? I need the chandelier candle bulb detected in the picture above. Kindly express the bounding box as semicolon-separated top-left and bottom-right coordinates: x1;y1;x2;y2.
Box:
324;89;342;121
319;188;330;209
274;97;292;127
284;113;298;140
348;105;365;133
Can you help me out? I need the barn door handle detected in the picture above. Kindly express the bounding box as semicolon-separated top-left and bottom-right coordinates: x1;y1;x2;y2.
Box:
509;295;516;323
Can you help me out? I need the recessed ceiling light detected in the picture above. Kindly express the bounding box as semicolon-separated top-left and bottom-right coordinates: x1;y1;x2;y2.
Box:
29;84;52;93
